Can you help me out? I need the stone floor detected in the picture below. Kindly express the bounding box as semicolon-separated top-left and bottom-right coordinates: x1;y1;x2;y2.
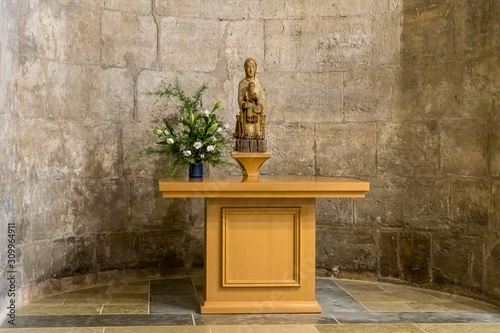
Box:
1;277;500;332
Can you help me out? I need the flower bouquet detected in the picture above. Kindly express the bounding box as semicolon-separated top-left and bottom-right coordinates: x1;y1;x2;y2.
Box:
144;81;231;178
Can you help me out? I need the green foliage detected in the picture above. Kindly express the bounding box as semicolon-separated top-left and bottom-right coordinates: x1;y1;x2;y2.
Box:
144;80;231;174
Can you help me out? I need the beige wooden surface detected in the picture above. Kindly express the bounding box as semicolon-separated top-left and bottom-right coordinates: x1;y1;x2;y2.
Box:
159;176;370;198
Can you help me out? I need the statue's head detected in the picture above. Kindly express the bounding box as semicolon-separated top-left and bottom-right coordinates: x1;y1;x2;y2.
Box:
248;82;256;92
244;58;257;78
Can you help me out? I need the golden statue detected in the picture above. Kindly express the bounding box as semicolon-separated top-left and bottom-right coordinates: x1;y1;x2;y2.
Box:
235;58;266;152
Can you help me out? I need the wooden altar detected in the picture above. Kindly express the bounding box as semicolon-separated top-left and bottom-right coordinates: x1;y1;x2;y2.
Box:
159;176;370;314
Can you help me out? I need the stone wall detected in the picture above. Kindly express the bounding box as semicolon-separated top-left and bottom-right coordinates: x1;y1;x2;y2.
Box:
0;0;19;323
1;0;499;324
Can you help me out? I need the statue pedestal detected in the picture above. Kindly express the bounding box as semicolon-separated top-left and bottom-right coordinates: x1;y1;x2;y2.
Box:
231;151;271;182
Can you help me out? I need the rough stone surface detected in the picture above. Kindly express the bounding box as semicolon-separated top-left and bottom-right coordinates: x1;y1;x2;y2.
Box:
1;0;500;323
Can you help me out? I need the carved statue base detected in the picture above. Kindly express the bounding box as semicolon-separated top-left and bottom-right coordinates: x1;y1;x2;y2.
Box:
235;139;267;152
231;151;271;182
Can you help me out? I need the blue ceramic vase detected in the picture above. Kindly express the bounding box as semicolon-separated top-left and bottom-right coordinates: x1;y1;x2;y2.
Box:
189;162;203;180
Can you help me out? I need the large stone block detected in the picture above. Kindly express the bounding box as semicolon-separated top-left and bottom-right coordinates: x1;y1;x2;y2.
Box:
18;0;58;59
451;0;491;60
160;18;223;72
316;227;377;273
317;16;372;71
440;119;488;177
0;45;15;115
316;123;377;177
101;10;157;69
248;0;286;19
25;240;52;283
372;12;401;67
225;20;265;74
485;241;500;295
355;177;406;228
88;67;135;120
200;0;248;20
404;179;450;231
492;0;500;52
492;182;500;236
377;122;439;177
71;178;131;235
401;1;453;65
260;72;343;124
432;235;483;287
395;65;425;120
27;180;75;242
379;231;399;278
423;62;466;119
399;232;430;284
0;0;19;49
450;180;490;236
51;237;76;279
139;230;185;269
155;0;202;17
259;123;315;176
344;68;395;122
131;178;189;230
104;0;151;14
264;19;315;72
14;58;48;118
96;232;139;271
316;198;354;228
56;5;101;64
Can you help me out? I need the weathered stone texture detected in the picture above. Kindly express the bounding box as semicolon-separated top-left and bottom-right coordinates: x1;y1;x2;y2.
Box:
379;232;399;278
104;0;151;14
355;178;406;228
56;5;101;64
432;236;483;287
316;199;353;228
373;12;401;67
316;228;378;274
344;68;395;122
450;180;490;236
485;241;500;296
440;119;489;177
404;179;450;231
261;72;343;124
160;18;223;72
101;10;157;68
259;124;315;176
316;123;377;177
225;20;264;74
96;233;140;271
399;232;430;284
317;17;372;70
377;122;439;177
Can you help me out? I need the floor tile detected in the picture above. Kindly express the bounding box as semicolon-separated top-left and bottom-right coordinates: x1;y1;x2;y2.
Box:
150;278;195;297
348;290;440;303
194;314;338;325
333;311;500;324
18;304;102;316
317;295;367;313
150;295;199;314
315;323;423;332
2;314;194;328
333;280;386;292
361;302;416;312
64;293;148;305
408;301;493;312
104;326;210;332
101;304;148;315
210;324;319;333
415;323;500;332
107;284;149;294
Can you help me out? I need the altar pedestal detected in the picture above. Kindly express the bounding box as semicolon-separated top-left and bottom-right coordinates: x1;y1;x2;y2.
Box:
159;176;369;314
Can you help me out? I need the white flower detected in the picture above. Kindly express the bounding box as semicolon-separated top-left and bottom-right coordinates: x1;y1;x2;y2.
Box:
193;142;203;149
217;127;223;133
224;123;230;129
167;138;174;144
207;145;215;152
212;137;217;142
204;109;210;116
200;154;205;159
183;150;192;156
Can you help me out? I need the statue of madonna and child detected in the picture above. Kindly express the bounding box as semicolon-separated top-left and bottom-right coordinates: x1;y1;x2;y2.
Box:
234;57;267;152
231;58;271;181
